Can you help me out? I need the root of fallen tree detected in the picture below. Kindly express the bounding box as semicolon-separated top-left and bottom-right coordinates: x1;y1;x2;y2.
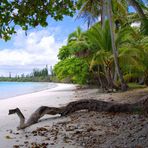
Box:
9;96;148;130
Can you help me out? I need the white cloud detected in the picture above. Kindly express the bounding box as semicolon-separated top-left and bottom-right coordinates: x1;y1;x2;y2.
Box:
131;22;141;27
0;28;66;76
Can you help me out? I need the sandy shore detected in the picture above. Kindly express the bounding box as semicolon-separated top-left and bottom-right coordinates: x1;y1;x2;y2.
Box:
0;84;148;147
0;83;77;147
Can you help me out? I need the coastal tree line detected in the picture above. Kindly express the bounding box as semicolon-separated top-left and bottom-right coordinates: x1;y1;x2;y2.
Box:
0;66;52;82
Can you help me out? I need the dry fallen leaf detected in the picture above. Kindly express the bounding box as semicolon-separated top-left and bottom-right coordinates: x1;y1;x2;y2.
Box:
5;135;13;139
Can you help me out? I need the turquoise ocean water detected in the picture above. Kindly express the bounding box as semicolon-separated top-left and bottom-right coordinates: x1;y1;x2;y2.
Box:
0;82;57;100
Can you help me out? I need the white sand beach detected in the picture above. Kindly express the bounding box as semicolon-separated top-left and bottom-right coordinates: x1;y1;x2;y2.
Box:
0;83;77;147
0;83;148;147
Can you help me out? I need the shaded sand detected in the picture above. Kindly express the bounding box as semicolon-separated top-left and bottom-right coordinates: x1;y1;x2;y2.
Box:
0;84;148;147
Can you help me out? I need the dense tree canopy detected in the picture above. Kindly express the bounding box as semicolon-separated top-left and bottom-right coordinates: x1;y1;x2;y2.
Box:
54;57;89;84
0;0;77;40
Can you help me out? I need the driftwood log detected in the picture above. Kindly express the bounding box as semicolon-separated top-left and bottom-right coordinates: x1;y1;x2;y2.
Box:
9;97;148;130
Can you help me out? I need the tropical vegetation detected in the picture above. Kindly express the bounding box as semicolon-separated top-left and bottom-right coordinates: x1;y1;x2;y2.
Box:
53;0;148;91
1;0;148;91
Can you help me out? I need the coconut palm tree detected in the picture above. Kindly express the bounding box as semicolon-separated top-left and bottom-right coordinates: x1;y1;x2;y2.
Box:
77;0;101;28
106;0;128;90
67;27;92;58
87;20;145;90
87;20;117;90
77;0;148;91
77;0;147;29
68;27;85;43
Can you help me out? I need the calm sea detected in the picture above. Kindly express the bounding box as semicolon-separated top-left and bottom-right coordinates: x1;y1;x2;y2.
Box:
0;82;57;100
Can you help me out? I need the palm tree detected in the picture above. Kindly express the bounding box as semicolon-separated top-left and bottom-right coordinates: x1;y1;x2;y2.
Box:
67;27;91;58
106;0;128;91
77;0;100;28
77;0;128;90
126;29;148;85
77;0;147;29
127;0;148;35
77;0;147;91
87;20;117;90
68;27;84;43
87;20;145;90
106;0;147;90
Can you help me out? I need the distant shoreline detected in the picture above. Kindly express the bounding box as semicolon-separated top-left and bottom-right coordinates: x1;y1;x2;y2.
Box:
0;82;57;100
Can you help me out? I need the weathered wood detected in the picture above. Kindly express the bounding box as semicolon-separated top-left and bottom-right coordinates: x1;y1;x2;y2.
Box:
9;106;64;130
9;96;148;130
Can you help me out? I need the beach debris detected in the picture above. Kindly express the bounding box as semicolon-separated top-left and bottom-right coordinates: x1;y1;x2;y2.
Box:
29;142;49;148
13;145;20;148
8;110;148;148
32;127;49;137
5;135;13;139
86;127;96;132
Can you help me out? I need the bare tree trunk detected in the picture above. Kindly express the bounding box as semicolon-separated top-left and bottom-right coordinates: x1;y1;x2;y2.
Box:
114;67;118;81
107;66;117;90
9;96;148;130
107;0;128;91
97;65;103;89
101;0;107;27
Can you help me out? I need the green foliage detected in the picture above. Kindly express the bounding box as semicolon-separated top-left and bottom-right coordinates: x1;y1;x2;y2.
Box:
76;0;100;27
68;41;91;55
54;58;89;84
0;76;50;82
54;19;148;88
87;20;112;52
54;26;92;85
86;20;113;71
58;45;71;60
32;67;48;77
128;83;146;89
0;0;77;40
68;27;85;43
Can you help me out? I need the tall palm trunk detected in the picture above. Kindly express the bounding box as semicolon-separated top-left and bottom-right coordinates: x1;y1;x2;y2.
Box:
107;0;128;91
101;0;107;27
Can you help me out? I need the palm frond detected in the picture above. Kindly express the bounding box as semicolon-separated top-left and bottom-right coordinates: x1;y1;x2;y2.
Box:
76;0;100;28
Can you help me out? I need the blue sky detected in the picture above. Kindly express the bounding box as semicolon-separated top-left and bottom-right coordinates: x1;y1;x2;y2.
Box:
0;16;85;77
